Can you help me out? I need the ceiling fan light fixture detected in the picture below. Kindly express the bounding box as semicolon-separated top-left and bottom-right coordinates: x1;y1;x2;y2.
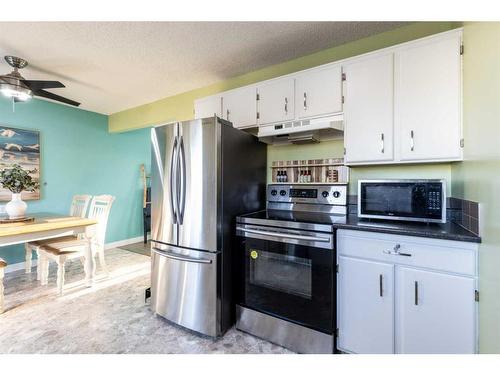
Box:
0;84;32;101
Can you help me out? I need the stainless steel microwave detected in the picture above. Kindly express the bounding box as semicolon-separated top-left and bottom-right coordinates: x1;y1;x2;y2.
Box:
358;179;446;223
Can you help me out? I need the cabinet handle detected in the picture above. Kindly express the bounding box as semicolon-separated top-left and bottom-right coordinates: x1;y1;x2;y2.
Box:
379;274;383;297
303;92;307;110
226;109;230;121
410;130;415;151
284;97;288;114
414;281;419;306
380;133;385;153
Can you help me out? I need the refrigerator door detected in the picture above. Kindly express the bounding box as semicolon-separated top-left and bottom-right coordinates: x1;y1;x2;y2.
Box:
177;118;219;252
151;123;179;246
151;244;219;337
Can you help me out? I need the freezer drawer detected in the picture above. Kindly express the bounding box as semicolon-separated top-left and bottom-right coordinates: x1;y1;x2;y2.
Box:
150;244;220;337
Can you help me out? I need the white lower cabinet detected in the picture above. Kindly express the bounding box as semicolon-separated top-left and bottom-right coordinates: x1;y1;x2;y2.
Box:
395;267;476;354
337;229;478;354
337;257;394;354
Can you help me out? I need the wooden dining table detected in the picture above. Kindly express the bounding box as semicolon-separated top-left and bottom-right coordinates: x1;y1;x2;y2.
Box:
0;214;98;285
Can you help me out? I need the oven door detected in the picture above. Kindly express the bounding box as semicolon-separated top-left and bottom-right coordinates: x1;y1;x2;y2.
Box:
236;224;334;334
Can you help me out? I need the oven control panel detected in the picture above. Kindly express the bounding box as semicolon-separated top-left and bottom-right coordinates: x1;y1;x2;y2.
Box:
267;184;347;206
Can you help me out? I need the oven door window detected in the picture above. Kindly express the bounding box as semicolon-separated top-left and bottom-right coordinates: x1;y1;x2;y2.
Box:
240;237;333;334
249;249;312;299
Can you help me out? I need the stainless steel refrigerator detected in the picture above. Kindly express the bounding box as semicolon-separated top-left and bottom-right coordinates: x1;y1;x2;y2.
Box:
150;116;267;337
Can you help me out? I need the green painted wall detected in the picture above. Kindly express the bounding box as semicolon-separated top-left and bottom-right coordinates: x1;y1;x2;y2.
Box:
451;22;500;353
0;97;150;265
109;22;460;133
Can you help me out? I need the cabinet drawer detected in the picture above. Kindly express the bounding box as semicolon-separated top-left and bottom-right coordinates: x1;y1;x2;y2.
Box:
337;230;477;276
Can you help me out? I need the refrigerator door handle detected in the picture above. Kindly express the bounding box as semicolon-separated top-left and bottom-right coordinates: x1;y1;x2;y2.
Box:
152;247;213;264
178;135;187;224
170;135;179;224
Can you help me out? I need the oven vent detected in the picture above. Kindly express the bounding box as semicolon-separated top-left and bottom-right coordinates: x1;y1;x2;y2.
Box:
257;113;343;145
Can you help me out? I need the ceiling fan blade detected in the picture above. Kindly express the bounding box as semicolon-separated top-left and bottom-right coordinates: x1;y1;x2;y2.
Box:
33;89;80;107
21;80;65;90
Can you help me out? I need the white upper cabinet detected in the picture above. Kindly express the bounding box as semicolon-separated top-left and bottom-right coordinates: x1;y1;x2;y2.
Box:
221;86;257;128
337;256;395;354
343;53;395;163
396;32;462;161
295;64;343;119
396;267;476;354
257;78;295;125
194;95;221;119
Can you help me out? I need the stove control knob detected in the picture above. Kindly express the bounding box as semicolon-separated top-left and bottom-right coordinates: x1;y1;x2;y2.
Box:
321;191;329;198
280;190;287;196
271;189;278;196
333;191;341;198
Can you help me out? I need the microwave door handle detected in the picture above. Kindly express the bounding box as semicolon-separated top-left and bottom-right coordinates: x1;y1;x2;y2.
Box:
152;248;212;264
237;227;330;242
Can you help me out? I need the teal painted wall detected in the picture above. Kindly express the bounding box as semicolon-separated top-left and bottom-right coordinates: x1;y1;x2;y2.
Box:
0;97;150;265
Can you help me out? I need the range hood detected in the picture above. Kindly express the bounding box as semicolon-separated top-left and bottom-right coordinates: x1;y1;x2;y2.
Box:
257;114;344;145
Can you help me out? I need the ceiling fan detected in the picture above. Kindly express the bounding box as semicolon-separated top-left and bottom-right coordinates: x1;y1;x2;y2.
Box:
0;56;80;107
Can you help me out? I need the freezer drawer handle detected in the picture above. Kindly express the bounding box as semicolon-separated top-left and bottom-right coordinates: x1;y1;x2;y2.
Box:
236;226;330;242
152;248;213;264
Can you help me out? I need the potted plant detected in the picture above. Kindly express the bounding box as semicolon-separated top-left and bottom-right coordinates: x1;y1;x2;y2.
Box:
0;164;39;219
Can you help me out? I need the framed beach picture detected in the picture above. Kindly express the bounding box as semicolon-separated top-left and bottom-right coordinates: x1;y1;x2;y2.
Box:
0;126;40;201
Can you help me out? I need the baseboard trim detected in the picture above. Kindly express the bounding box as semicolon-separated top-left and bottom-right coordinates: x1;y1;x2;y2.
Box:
104;236;148;250
4;235;149;274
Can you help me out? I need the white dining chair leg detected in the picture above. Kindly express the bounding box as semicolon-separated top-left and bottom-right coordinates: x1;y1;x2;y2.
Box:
98;249;109;277
25;244;32;274
56;257;66;296
36;248;42;281
0;267;4;314
41;254;50;286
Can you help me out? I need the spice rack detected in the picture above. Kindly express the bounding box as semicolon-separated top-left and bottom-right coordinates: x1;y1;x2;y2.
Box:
271;158;349;184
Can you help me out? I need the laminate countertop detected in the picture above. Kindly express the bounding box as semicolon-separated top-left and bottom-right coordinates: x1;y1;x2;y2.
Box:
334;215;481;243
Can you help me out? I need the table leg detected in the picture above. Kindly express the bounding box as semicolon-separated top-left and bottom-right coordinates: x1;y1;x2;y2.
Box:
25;244;32;274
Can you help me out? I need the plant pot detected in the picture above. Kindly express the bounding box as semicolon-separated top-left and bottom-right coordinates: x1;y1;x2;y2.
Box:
5;193;27;219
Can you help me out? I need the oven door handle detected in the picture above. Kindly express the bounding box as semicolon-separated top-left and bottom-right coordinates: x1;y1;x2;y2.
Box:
236;227;330;242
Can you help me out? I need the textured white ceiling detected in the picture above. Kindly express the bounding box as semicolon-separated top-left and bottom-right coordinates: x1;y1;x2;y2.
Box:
0;22;407;114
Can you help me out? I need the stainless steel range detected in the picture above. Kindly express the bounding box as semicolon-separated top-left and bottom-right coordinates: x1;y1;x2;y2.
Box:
235;184;347;354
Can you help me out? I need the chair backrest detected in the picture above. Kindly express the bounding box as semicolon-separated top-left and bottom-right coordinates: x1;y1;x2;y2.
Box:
70;195;92;218
88;195;115;248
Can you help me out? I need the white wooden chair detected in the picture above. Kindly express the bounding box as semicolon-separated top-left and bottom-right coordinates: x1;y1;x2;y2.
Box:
25;194;92;279
38;195;115;295
0;257;6;313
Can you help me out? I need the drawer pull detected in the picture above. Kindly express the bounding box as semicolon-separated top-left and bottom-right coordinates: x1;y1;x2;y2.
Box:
383;243;412;257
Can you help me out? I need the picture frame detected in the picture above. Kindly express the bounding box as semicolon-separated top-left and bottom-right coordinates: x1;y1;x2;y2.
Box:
0;125;41;201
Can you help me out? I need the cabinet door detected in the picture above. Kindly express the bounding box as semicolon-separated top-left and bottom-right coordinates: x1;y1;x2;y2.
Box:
194;95;221;119
343;53;394;164
257;78;295;125
396;267;476;354
295;65;342;119
337;256;395;354
222;86;257;128
396;33;462;161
